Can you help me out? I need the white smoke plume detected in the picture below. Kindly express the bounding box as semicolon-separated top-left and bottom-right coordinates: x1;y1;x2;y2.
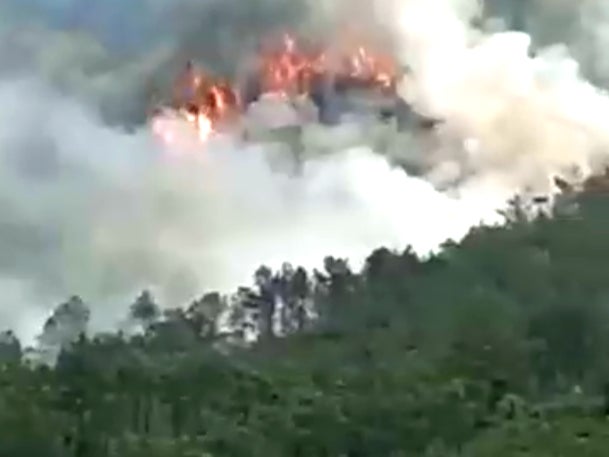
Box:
0;77;500;342
0;0;609;343
375;0;609;193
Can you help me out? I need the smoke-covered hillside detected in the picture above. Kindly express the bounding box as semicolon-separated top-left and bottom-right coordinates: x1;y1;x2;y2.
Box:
1;1;609;453
1;183;609;455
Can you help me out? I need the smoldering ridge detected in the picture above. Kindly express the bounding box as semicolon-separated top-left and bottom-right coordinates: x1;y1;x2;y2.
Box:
0;0;319;128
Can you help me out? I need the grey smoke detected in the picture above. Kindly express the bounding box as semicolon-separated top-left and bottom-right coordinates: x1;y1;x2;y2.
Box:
482;0;609;87
0;0;609;345
0;0;316;127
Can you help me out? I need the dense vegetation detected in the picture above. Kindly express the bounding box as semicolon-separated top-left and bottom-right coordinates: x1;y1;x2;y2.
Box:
2;186;609;456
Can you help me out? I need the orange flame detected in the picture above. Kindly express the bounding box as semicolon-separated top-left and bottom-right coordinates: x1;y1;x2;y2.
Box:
153;62;240;146
151;33;399;147
341;45;396;90
258;33;326;96
256;33;397;96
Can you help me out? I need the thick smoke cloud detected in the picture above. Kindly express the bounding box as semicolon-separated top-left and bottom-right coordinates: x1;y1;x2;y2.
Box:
482;0;609;87
1;0;609;343
373;0;609;194
0;77;499;342
0;0;331;340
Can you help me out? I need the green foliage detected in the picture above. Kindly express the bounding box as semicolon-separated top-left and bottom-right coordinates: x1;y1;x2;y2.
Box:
464;415;609;456
3;192;609;455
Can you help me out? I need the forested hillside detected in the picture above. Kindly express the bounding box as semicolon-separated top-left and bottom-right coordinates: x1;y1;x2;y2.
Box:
2;185;609;456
